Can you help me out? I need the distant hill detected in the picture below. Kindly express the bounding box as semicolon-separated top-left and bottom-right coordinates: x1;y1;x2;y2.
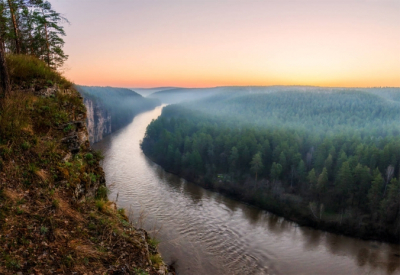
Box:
76;86;161;143
148;87;228;104
142;86;400;243
131;87;179;97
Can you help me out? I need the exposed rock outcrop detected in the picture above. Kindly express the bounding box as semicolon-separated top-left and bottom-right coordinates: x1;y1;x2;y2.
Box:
84;97;112;144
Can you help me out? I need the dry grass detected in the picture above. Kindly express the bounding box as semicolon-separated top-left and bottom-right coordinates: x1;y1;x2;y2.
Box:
55;194;84;222
35;169;49;182
69;240;109;259
6;54;72;89
0;91;32;140
0;56;168;274
3;188;23;202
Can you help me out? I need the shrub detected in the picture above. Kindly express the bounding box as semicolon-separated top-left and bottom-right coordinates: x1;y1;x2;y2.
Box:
148;238;160;248
84;153;93;160
96;185;109;199
93;150;104;161
150;254;163;268
63;124;74;132
21;141;31;150
95;199;106;212
6;54;72;89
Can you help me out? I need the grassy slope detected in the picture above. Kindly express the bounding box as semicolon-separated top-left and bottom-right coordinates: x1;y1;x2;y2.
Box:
0;55;166;274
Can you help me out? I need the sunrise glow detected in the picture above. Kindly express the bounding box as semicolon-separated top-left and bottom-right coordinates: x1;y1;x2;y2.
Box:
52;0;400;88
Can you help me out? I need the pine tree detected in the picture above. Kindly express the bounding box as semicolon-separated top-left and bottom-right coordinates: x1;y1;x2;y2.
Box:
368;169;384;215
270;162;282;182
0;1;10;98
250;152;263;184
317;167;328;197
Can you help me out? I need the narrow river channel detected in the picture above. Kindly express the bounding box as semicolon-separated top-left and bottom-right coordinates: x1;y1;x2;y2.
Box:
93;105;400;275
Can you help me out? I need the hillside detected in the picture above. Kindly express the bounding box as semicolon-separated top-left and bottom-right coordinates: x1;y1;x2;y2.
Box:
148;87;224;104
132;87;178;97
76;86;161;143
0;55;169;274
142;87;400;243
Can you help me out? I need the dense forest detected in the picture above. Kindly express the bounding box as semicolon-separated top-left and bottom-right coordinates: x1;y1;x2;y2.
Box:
76;85;160;134
142;87;400;242
148;87;226;104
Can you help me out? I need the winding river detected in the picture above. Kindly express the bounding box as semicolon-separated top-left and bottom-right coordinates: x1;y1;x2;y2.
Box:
93;105;400;275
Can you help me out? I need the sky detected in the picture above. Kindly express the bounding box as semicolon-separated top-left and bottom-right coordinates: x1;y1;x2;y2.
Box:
51;0;400;88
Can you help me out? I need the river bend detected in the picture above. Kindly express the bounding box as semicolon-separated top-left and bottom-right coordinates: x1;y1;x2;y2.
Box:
93;106;400;275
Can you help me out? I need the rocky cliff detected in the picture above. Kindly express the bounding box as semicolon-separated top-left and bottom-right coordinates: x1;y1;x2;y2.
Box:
84;97;112;144
76;86;161;144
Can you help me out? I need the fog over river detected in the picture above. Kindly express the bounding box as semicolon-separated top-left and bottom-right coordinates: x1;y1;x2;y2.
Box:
93;105;400;275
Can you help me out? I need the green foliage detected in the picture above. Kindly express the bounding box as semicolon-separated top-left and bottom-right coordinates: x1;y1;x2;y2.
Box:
148;237;160;248
4;254;21;270
133;268;149;275
250;152;263;176
96;185;109;199
85;153;94;161
63;123;73;132
95;199;106;212
21;141;31;150
6;55;71;88
149;254;163;268
141;88;400;238
317;167;328;195
368;170;384;213
0;0;69;69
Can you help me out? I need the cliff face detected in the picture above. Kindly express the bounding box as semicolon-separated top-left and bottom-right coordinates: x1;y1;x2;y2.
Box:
76;85;161;144
0;85;169;274
84;97;112;144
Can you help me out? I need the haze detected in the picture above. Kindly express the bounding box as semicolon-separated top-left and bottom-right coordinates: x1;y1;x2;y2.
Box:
52;0;400;88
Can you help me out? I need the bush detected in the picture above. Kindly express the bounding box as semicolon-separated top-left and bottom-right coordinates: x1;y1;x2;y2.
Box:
96;185;109;199
6;54;72;89
84;153;93;160
95;199;106;212
149;254;163;268
21;141;31;150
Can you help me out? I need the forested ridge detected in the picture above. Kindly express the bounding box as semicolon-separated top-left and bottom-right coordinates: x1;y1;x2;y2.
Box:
141;88;400;242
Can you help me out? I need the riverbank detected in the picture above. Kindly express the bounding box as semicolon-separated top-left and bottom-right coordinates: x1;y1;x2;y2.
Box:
94;105;400;275
0;55;170;274
144;152;399;244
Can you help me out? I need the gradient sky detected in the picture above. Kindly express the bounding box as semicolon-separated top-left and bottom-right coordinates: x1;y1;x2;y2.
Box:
51;0;400;88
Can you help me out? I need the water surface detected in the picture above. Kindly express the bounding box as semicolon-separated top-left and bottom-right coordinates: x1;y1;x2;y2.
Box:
93;106;400;275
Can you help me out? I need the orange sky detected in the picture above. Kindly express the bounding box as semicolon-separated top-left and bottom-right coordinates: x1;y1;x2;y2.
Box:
52;0;400;88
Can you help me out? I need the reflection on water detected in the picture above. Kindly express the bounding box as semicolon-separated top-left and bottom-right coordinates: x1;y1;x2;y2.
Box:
93;106;400;275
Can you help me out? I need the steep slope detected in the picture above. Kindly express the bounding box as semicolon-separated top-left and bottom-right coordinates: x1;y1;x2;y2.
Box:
76;86;161;143
0;56;170;274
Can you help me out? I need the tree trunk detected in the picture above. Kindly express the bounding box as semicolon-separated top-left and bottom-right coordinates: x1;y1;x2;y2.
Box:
43;15;50;67
7;0;20;54
0;39;11;99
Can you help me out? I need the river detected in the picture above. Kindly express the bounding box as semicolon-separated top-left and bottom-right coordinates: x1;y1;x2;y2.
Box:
93;105;400;275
